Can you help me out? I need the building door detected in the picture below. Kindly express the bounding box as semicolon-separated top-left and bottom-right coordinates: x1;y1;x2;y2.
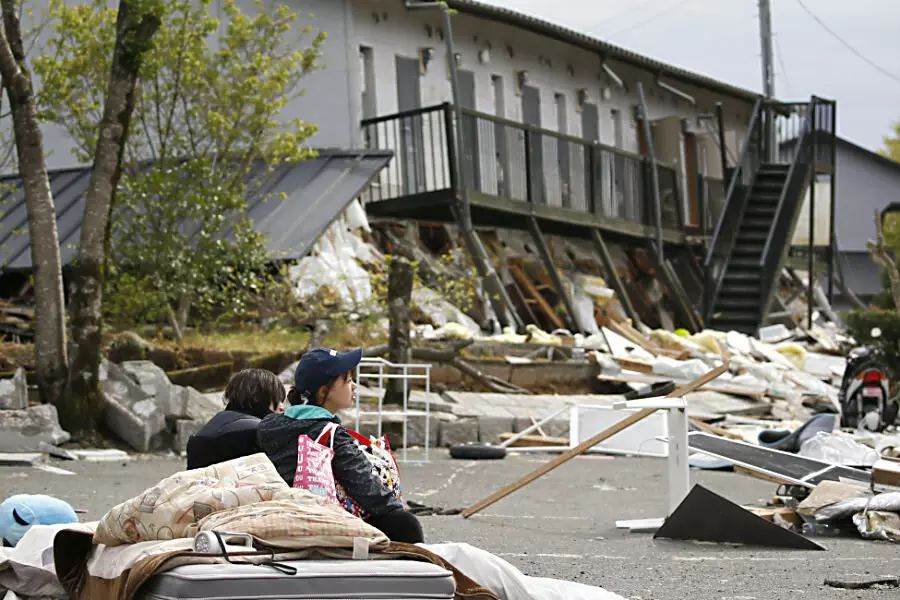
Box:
555;93;570;208
492;75;509;197
683;132;700;226
581;102;600;212
396;55;424;194
522;85;543;204
457;69;480;192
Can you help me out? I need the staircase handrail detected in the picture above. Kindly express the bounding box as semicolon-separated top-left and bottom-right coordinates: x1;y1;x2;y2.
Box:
758;99;815;269
703;97;764;269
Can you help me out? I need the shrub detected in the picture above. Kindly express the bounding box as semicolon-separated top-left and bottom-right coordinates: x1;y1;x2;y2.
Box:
844;309;900;379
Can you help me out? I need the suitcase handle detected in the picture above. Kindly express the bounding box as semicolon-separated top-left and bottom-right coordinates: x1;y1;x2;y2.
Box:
193;531;254;554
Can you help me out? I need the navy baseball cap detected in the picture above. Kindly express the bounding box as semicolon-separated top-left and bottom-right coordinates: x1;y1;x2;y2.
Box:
293;348;363;394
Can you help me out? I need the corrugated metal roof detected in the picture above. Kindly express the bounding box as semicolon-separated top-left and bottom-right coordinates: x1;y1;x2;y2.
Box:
0;150;391;272
442;0;760;102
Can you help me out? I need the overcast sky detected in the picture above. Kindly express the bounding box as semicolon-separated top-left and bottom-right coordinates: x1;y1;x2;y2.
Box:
491;0;900;151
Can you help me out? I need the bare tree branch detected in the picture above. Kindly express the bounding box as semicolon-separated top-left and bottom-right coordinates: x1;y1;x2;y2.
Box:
868;209;900;311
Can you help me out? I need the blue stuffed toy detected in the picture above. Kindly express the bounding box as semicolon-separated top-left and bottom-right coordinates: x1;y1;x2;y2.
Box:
0;494;78;547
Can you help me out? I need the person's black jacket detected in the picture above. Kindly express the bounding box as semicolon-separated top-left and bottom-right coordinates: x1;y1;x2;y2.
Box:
186;410;262;470
257;406;403;516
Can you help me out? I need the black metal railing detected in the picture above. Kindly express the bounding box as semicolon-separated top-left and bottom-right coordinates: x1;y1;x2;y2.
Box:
758;97;836;320
360;104;453;203
702;98;764;320
703;175;726;231
362;103;683;232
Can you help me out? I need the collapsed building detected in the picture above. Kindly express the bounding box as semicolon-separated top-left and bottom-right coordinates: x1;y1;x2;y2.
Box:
1;0;841;340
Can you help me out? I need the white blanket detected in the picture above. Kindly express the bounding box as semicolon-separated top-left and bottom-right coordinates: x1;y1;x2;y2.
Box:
422;543;625;600
0;523;94;599
1;524;625;600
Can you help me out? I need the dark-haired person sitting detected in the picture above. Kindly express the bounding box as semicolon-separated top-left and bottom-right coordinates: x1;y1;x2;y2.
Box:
186;368;285;470
258;348;424;544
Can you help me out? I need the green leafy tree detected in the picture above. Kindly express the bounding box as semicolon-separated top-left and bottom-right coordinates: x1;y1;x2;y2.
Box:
34;0;325;340
883;121;900;163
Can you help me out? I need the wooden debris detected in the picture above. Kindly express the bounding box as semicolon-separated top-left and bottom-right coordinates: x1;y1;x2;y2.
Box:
595;372;766;400
690;419;743;440
498;433;569;447
509;261;565;331
462;364;728;518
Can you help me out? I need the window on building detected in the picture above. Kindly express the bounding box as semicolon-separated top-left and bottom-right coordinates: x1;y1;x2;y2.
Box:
492;75;504;118
555;93;567;134
611;108;624;150
360;46;376;119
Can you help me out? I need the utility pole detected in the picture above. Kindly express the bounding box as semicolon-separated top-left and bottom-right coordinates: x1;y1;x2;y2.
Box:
758;0;776;100
758;0;776;160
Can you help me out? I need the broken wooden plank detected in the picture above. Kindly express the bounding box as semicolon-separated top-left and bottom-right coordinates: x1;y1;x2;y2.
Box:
509;261;566;330
690;419;743;440
612;357;655;374
462;364;728;518
498;433;570;447
596;372;767;400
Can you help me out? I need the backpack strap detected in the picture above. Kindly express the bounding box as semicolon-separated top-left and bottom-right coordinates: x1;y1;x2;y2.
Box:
314;422;339;449
345;427;371;447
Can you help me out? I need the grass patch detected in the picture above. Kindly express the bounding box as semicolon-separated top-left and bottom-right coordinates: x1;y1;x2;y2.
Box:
0;342;34;371
156;326;312;354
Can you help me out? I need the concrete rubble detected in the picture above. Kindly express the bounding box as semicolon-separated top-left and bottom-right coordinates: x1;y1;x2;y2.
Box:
0;367;27;410
103;360;224;453
0;402;71;453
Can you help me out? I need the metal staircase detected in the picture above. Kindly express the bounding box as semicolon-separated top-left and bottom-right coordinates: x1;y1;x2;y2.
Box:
703;97;836;335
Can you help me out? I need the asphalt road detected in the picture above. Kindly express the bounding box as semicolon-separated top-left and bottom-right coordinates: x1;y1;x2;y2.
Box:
2;451;898;599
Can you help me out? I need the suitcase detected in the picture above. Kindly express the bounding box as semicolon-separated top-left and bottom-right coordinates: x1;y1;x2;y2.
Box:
135;558;456;599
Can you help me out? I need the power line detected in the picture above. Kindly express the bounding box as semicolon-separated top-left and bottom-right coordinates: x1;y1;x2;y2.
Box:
604;0;694;39
584;0;668;33
794;0;900;87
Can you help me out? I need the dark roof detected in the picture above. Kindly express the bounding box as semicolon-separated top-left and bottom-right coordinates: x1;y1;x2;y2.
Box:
0;149;391;272
441;0;759;102
837;137;900;175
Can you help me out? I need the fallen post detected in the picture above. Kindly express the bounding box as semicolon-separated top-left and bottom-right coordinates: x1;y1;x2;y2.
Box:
461;364;728;518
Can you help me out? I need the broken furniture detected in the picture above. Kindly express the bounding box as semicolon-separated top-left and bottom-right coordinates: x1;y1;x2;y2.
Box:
653;484;825;550
461;365;726;519
354;357;433;463
687;431;872;488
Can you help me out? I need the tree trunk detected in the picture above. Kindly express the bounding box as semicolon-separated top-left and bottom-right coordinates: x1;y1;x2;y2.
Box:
868;209;900;311
0;1;68;407
66;1;161;432
385;257;414;405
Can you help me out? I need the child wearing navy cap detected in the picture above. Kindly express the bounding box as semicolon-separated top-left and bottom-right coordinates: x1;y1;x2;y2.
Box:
258;348;424;544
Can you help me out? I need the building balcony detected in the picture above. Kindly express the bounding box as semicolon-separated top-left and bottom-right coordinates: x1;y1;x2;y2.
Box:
361;103;725;244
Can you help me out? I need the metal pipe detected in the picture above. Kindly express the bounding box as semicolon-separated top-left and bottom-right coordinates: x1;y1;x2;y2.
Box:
828;102;837;303
807;100;817;329
636;82;664;262
404;1;523;331
602;62;625;89
499;405;571;448
657;79;696;106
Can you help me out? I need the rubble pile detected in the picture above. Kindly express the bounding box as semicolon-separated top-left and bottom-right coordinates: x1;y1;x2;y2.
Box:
0;360;227;460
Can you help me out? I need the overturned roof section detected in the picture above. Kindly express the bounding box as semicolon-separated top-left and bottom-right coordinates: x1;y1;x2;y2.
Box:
0;149;391;272
439;0;759;102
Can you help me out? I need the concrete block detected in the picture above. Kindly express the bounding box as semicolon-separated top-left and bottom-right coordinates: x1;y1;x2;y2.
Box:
0;404;71;452
121;360;176;416
438;416;478;447
105;395;162;452
170;386;223;424
407;391;453;414
71;449;130;462
38;442;79;460
477;415;515;444
0;452;43;467
173;419;204;453
0;368;28;410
